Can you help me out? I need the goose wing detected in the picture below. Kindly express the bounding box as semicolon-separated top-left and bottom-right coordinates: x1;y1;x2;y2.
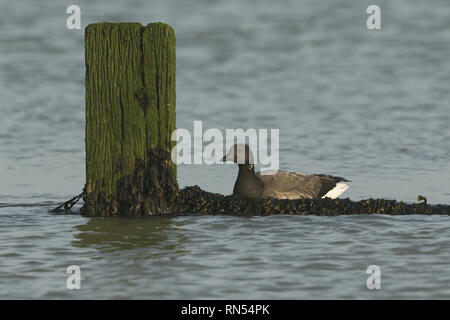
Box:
257;170;349;199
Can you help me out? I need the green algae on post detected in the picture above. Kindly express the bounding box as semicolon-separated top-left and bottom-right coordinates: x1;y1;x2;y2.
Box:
82;22;177;216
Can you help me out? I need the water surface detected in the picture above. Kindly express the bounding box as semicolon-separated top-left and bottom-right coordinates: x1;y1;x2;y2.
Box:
0;207;449;299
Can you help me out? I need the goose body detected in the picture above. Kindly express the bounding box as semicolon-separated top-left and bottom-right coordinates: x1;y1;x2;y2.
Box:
223;144;350;200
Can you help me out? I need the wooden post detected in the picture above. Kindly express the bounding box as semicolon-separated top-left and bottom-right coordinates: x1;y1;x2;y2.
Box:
82;22;178;216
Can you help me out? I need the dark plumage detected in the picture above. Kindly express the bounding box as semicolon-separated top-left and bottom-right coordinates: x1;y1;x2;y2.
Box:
222;144;350;199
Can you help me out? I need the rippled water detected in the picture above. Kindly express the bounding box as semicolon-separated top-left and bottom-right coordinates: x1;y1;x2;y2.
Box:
0;208;449;299
0;0;449;299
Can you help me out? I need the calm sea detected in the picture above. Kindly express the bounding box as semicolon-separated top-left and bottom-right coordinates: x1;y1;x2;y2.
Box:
0;0;449;299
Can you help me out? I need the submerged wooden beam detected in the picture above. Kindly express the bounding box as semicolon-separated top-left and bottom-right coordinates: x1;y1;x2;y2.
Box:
82;22;177;216
173;186;450;216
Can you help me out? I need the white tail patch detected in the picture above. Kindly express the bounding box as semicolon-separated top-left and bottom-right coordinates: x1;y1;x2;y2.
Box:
322;182;349;199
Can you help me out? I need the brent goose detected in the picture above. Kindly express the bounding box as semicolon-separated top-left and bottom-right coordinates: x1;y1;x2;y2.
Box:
222;144;350;199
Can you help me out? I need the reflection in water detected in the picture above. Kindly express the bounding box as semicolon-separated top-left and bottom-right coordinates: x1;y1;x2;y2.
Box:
72;216;190;258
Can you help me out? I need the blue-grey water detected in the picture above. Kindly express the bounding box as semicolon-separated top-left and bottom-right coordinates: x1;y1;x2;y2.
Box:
0;0;449;299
